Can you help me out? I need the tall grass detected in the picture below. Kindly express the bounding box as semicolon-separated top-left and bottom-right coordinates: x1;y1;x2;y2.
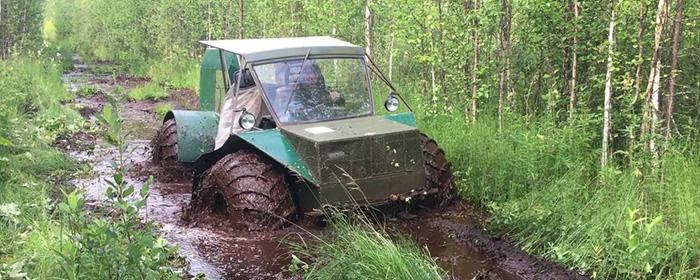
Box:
0;58;83;277
419;114;700;279
290;211;444;280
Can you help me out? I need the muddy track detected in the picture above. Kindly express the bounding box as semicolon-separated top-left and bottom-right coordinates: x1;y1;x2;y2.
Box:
60;57;586;280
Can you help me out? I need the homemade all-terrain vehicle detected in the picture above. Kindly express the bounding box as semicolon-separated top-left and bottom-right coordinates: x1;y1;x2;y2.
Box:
151;37;454;229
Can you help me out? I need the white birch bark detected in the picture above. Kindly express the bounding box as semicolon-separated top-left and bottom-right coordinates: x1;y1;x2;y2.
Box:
602;0;616;168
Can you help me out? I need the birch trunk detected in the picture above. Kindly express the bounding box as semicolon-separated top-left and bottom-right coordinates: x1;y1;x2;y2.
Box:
225;1;231;38
0;0;3;59
364;0;373;57
238;0;244;39
634;0;646;103
501;0;514;111
207;1;212;40
642;0;667;154
569;0;580;119
666;0;684;142
498;0;512;129
470;0;480;122
602;0;616;168
498;63;504;130
650;58;661;153
388;36;394;95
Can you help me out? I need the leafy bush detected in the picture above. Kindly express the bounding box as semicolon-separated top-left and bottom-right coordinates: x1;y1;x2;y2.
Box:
50;102;180;279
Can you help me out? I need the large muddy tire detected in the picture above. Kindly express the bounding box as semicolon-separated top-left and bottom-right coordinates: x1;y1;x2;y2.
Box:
192;150;296;230
420;133;455;208
151;118;178;165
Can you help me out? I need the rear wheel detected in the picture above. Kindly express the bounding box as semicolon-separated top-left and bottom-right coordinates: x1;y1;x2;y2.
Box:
420;133;455;208
151;118;179;165
190;150;296;230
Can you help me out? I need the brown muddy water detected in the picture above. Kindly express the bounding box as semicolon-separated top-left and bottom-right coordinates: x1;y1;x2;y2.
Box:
60;57;585;280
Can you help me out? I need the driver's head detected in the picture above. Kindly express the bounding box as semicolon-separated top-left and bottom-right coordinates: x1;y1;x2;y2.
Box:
300;61;324;86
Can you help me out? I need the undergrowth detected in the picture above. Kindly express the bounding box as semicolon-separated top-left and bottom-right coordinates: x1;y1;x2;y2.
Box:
0;58;180;279
419;114;700;279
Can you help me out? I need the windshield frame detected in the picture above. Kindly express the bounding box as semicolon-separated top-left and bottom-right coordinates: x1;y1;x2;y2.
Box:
248;54;375;126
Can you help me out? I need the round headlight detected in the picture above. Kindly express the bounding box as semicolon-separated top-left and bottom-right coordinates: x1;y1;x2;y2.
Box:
385;95;400;112
239;112;256;129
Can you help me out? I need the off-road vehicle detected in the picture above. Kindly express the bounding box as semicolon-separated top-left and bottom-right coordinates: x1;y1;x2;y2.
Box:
151;36;454;229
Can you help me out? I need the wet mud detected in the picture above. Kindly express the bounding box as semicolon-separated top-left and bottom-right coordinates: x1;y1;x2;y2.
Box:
60;57;586;280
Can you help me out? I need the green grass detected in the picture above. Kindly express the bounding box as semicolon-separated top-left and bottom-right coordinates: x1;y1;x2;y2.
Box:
127;83;168;101
154;103;173;118
290;211;444;280
419;115;700;279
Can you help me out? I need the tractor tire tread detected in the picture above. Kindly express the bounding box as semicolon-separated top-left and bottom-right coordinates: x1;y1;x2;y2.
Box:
194;150;295;230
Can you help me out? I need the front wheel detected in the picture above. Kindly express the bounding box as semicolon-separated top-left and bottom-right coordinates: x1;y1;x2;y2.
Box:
420;133;456;208
151;118;179;165
189;150;296;230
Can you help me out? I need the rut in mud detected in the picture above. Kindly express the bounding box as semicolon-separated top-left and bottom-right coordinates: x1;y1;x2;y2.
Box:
61;57;586;280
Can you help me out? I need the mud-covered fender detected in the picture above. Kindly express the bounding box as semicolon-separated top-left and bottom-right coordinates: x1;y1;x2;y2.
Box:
236;129;318;185
164;110;219;163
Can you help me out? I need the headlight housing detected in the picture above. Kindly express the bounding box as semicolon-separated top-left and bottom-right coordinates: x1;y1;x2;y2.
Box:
384;95;400;112
239;112;256;129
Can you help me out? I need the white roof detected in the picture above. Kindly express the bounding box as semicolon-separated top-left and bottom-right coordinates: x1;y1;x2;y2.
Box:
200;36;363;63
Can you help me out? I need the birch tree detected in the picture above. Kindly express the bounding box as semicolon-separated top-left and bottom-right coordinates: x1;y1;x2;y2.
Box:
569;0;580;119
238;0;244;39
633;0;647;102
666;0;684;142
364;0;373;57
642;0;668;154
602;0;616;168
498;0;513;129
470;0;480;122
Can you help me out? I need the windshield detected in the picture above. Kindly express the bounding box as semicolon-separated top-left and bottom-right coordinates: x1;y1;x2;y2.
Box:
253;58;372;123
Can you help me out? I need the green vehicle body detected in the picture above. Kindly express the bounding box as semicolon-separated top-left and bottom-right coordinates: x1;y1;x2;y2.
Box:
163;40;425;211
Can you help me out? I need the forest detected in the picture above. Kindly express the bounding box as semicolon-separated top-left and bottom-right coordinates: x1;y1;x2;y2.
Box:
1;0;699;279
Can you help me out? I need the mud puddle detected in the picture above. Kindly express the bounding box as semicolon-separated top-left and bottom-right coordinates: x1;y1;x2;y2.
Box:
60;56;584;280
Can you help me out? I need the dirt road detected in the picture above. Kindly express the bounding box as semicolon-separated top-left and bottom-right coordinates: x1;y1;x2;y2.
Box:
59;58;586;280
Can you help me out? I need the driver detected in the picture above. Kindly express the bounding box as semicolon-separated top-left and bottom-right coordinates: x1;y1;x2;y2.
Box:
296;61;344;106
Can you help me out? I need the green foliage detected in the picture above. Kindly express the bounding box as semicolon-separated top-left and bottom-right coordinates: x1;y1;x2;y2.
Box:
0;0;46;58
0;57;180;279
421;115;700;279
148;57;199;91
51;102;179;279
127;83;168;101
290;210;444;280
